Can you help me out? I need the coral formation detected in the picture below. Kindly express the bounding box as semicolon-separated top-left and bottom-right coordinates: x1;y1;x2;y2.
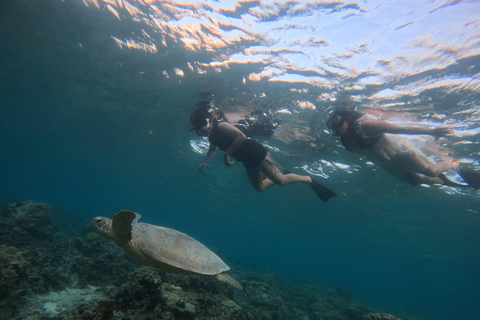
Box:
363;313;412;320
0;200;412;320
0;245;28;319
0;200;53;247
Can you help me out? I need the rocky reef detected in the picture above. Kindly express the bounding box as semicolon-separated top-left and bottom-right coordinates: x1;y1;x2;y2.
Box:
0;200;413;320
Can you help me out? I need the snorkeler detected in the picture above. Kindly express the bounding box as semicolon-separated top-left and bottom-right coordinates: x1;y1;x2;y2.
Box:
326;109;480;188
190;103;337;202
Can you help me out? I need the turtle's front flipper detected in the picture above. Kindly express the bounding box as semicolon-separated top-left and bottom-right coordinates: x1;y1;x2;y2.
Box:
215;272;243;290
112;210;137;242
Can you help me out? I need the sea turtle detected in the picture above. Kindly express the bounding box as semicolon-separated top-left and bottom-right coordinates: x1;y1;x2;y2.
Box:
91;210;243;290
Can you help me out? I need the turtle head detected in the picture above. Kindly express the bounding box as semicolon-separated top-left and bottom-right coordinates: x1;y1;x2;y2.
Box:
91;216;114;238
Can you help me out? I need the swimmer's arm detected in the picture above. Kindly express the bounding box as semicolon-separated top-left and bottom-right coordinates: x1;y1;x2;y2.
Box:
198;144;216;172
360;119;454;137
217;122;247;166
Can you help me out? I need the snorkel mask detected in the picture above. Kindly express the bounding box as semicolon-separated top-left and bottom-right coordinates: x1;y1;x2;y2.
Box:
326;114;345;135
190;102;217;136
190;112;209;135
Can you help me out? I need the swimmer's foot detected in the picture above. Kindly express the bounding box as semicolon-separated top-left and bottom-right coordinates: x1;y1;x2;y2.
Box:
457;168;480;189
452;160;460;170
435;158;457;172
310;178;337;202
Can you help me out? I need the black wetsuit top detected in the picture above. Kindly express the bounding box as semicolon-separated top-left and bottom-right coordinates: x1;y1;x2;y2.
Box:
209;120;267;169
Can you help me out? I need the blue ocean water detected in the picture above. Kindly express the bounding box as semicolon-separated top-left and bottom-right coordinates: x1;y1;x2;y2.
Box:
1;0;480;319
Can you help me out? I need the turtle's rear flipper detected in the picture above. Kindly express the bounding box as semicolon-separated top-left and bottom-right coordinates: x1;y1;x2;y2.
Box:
457;169;480;189
215;272;243;290
311;178;337;202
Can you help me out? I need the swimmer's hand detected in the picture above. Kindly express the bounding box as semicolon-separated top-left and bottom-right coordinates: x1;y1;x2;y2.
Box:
224;154;234;167
431;127;455;137
197;163;207;172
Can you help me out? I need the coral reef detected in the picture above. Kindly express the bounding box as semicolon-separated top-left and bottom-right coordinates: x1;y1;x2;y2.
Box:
234;272;369;320
0;200;53;247
363;313;412;320
0;245;28;298
0;200;412;320
0;245;28;319
62;268;245;320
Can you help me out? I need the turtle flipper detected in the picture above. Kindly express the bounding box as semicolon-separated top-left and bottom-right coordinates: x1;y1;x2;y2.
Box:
215;272;243;290
112;210;137;242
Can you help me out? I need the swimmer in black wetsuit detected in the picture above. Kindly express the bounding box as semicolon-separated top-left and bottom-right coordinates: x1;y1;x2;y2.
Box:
326;109;480;188
190;105;337;202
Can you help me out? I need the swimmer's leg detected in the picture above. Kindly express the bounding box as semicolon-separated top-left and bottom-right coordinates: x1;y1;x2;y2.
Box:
263;160;336;202
246;168;309;191
267;169;336;202
248;154;336;201
401;172;443;185
258;154;312;188
246;158;307;191
256;164;311;188
403;169;475;188
246;167;276;192
402;146;453;178
422;160;455;177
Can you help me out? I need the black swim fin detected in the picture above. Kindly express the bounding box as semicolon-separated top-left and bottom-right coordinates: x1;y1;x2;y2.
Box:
457;169;480;189
438;173;468;188
310;178;337;202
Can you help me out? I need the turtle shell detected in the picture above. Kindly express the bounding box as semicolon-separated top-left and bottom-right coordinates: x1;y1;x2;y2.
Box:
132;222;229;276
